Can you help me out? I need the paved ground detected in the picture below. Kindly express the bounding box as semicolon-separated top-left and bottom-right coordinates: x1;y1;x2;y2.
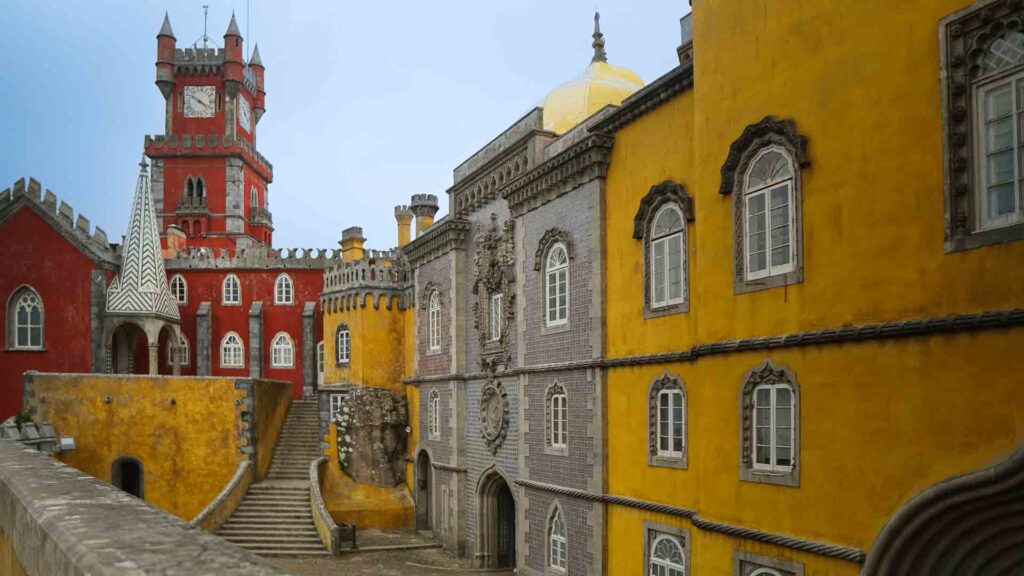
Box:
268;530;515;576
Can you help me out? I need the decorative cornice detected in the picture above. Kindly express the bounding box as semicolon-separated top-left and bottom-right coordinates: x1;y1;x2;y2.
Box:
719;116;809;196
431;461;468;473
591;64;694;134
406;307;1024;384
402;218;470;267
503;133;614;218
533;228;575;271
516;478;864;563
632;180;694;239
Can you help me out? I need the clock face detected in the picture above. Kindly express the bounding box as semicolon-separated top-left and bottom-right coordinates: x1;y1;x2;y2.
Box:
183;85;215;118
238;96;251;133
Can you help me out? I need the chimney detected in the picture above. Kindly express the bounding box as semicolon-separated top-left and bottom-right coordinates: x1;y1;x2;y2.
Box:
410;194;439;237
340;226;365;263
677;13;693;65
395;205;414;248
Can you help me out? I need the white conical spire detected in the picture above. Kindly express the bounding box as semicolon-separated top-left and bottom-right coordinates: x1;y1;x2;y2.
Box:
106;155;180;321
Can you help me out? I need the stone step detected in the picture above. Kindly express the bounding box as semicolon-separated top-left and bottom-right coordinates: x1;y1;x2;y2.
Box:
248;487;309;494
219;525;318;534
222;517;316;526
230;511;313;520
239;549;330;558
244;495;309;502
236;504;310;513
231;542;326;551
220;535;323;544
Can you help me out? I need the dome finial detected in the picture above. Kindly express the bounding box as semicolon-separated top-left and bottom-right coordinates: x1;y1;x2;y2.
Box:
592;12;607;63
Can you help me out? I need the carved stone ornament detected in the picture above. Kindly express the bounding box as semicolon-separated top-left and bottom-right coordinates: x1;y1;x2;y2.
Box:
719;116;809;196
479;377;510;454
632;180;694;239
533;228;574;271
472;214;516;367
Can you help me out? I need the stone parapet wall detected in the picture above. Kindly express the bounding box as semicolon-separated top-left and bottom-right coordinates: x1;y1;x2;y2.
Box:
0;440;295;576
165;245;338;270
145;133;273;178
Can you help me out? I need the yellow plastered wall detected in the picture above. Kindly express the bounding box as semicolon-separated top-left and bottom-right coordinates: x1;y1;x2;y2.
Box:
25;374;261;521
323;294;406;393
0;528;29;576
404;306;419;491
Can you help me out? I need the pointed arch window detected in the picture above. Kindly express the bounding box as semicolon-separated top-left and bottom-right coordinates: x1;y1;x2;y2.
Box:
169;274;187;305
270;332;294;368
274;274;293;305
649;535;686;576
548;505;567;571
546;243;569;327
222;274;241;305
220;332;244;368
336;324;350;365
250;186;259;208
195;177;205;199
428;389;441;438
7;287;43;350
185;178;195;198
167;335;189;367
428;290;441;352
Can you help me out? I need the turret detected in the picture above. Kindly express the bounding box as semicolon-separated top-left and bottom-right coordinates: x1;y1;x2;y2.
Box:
249;44;266;124
394;205;414;248
410;194;439;237
222;13;244;96
340;227;366;263
155;12;176;100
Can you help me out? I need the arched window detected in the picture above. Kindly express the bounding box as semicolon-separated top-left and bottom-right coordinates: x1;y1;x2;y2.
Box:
648;372;686;469
270;332;294;368
428;291;441;351
548;505;567;571
7;286;43;349
743;147;796;281
545;243;569;326
222;274;241;305
167;335;189;367
740;360;800;487
489;293;503;341
750;569;783;576
429;390;440;438
547;382;568;451
185;178;195;198
336;324;350;365
274;274;293;305
649;535;685;576
169;274;187;305
195;177;205;199
220;332;244;368
650;205;686;309
317;341;324;386
250;186;259;208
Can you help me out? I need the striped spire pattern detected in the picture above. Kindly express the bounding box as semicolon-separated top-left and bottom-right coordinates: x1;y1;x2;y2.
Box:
105;157;180;321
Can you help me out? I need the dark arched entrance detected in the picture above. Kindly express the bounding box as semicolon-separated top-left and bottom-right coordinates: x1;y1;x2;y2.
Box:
477;468;516;569
110;323;146;374
111;456;144;499
416;451;433;531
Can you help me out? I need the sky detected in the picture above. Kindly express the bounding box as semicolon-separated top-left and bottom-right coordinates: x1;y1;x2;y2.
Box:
0;1;689;250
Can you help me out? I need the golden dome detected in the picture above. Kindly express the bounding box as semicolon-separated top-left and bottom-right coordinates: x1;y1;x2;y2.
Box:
541;14;644;134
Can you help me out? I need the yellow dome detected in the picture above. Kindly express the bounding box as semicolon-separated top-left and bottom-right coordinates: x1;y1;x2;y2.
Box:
541;13;644;134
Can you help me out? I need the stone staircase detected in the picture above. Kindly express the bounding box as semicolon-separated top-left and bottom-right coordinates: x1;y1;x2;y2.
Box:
218;399;328;557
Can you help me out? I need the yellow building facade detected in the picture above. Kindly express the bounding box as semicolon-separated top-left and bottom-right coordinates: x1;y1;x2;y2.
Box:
601;0;1024;574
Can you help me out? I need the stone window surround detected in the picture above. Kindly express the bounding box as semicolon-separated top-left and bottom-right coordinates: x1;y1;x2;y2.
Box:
940;0;1024;252
719;116;809;295
270;331;294;368
633;180;694;319
545;499;568;574
535;228;575;335
273;273;294;306
544;380;569;456
222;273;241;306
422;284;443;356
428;389;441;439
642;520;690;576
335;323;350;366
647;370;687;470
733;549;804;576
5;285;45;351
738;359;800;487
219;331;245;369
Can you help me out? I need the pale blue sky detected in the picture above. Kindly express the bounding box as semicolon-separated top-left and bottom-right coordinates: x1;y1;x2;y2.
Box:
0;1;688;250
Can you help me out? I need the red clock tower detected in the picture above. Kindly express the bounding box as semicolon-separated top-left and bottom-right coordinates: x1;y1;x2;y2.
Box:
145;12;273;252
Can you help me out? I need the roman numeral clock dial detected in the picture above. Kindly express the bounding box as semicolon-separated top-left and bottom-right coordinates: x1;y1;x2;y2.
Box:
183;85;215;118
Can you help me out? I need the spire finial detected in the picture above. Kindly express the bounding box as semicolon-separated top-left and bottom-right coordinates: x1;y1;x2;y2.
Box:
225;11;242;38
592;12;607;63
250;43;263;66
158;12;175;39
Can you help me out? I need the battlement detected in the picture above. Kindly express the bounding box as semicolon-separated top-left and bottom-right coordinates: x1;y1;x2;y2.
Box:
145;133;273;177
323;250;409;293
395;205;414;218
165;245;339;270
174;47;224;64
0;177;117;264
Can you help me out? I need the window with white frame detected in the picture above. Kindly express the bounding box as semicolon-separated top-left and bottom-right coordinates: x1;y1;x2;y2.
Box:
489;293;503;341
329;393;343;420
336;324;350;365
547;383;568;451
274;274;293;305
744;148;796;281
657;389;684;458
270;332;294;368
545;243;569;326
976;68;1024;231
428;290;441;351
167;335;190;366
750;569;784;576
429;390;440;438
7;287;43;350
740;361;800;487
317;341;324;384
648;534;686;576
220;332;244;368
169;274;187;305
222;274;241;305
250;186;259;208
548;506;567;571
649;205;686;309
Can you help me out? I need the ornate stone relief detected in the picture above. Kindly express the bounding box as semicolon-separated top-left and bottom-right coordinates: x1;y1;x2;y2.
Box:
718;116;809;197
632;180;694;240
472;214;516;368
533;228;574;271
479;376;510;454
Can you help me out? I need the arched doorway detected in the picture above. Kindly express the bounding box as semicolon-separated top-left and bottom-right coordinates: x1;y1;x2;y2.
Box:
416;450;433;531
110;323;146;374
477;468;516;569
111;456;144;499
